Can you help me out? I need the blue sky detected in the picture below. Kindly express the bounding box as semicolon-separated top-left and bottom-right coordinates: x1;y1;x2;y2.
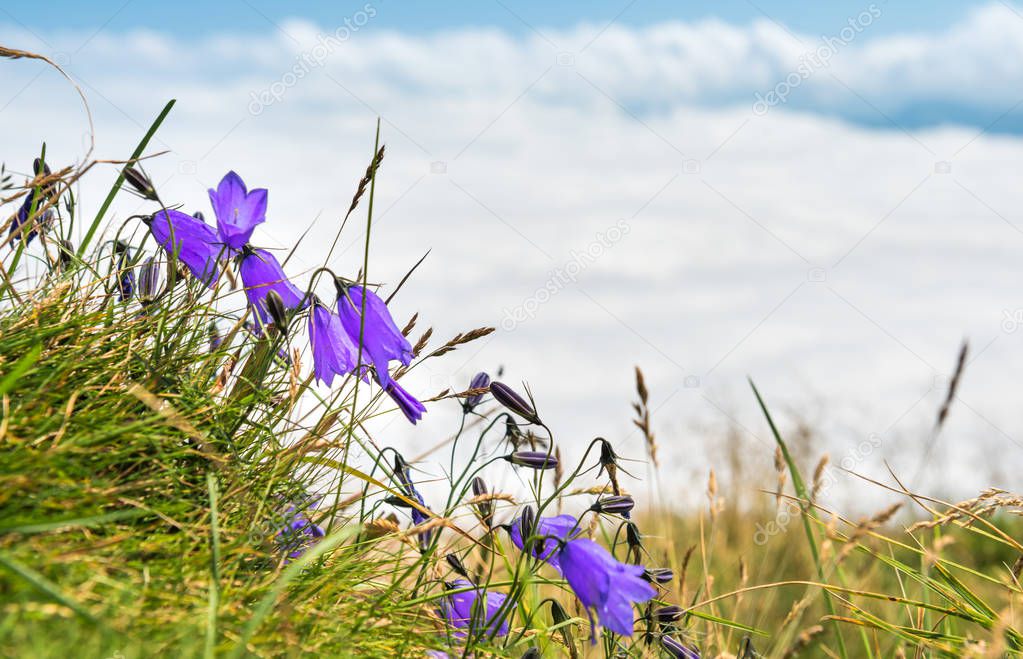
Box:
0;0;998;37
4;0;1023;134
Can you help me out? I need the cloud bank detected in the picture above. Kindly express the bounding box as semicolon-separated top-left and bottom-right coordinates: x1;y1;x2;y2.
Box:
2;3;1023;507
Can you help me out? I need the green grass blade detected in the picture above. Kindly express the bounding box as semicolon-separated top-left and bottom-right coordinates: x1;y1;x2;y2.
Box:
76;99;175;257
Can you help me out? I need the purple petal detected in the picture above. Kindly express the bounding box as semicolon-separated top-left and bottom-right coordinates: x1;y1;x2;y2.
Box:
558;538;654;638
309;302;358;386
440;579;509;638
208;171;267;250
147;209;222;286
238;248;306;324
508;514;578;569
382;378;426;424
337;285;413;387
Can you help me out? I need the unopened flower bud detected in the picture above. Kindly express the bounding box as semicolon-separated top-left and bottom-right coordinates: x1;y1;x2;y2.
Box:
122;166;159;201
264;290;289;333
138;256;161;301
661;635;699;658
504;451;558;470
643;567;674;585
461;371;490;414
590;495;634;517
520;649;540;659
489;381;541;424
445;553;469;578
655;605;684;625
471;477;494;528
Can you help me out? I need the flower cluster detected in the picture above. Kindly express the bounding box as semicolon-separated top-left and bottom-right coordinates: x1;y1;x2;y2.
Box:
141;171;425;423
376;380;698;656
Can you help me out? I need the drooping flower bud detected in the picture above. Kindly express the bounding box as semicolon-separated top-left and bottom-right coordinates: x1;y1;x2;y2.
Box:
461;371;490;414
655;605;685;625
518;505;536;541
32;157;51;178
626;521;643;563
489;381;541;424
590;495;635;517
138;256;161;301
264;289;289;333
504;451;558;470
445;553;469;579
471;477;494;528
643;567;674;585
661;635;699;658
122;166;159;201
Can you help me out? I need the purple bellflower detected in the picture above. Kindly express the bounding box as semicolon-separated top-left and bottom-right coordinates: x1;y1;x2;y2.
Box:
439;579;510;638
146;208;222;286
275;504;325;562
335;283;413;387
557;538;655;638
308;300;358;386
238;247;306;327
208;170;267;252
507;513;579;571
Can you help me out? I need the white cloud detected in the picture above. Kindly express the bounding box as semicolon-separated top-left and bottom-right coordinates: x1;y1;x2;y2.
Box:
2;5;1023;509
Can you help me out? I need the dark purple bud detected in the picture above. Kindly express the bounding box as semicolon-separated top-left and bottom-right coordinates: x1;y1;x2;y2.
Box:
643;567;674;585
661;636;699;659
264;289;289;332
461;371;490;414
489;381;541;424
33;157;51;178
138;256;161;301
654;605;684;625
518;505;536;541
471;476;493;528
521;649;540;659
504;451;558;470
591;495;634;516
445;553;469;578
122;166;159;201
626;522;642;550
384;494;410;508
